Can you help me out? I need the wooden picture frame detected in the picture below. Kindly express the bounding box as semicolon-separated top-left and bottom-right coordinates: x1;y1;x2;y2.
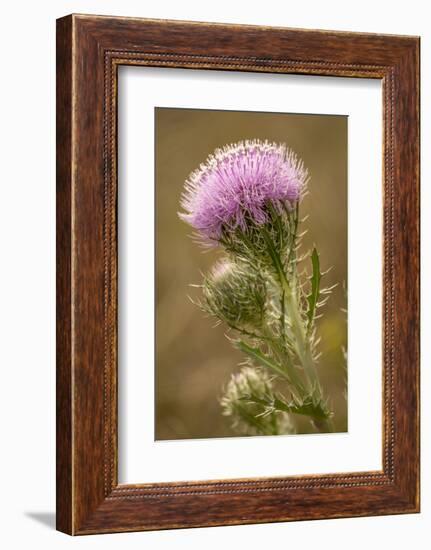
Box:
56;14;420;535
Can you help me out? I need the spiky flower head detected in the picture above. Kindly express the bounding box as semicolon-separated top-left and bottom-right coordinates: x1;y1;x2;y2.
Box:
203;259;266;328
179;139;308;243
220;366;293;436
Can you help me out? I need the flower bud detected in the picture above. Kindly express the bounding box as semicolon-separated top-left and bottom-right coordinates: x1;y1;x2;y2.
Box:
203;260;266;328
220;366;293;436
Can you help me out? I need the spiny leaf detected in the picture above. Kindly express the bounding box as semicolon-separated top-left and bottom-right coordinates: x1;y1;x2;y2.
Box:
277;394;331;420
243;393;331;420
306;247;321;331
235;340;288;379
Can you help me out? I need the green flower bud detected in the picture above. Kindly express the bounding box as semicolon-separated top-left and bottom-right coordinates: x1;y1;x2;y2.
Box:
203;260;266;328
220;366;293;436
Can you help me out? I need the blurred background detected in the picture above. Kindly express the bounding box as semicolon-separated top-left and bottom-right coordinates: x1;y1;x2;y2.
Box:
155;107;347;440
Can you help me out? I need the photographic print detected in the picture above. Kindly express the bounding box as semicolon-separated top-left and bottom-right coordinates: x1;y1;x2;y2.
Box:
57;16;420;533
156;107;348;440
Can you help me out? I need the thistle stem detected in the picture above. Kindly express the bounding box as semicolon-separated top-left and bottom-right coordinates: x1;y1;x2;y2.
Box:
281;276;322;397
263;227;320;394
260;327;307;397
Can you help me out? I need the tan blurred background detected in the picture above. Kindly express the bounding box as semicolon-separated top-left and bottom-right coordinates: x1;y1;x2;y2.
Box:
155;107;347;440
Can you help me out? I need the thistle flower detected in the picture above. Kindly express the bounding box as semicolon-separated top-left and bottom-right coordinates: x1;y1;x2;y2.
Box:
179;139;308;243
203;259;266;328
220;366;293;436
180;139;336;436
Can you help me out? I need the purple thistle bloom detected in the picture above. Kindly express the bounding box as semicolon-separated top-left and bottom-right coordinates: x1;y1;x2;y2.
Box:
179;139;308;242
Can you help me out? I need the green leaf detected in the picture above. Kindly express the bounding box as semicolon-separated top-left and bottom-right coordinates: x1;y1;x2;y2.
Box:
235;340;288;379
260;226;288;287
278;394;331;420
244;393;331;421
306;247;321;331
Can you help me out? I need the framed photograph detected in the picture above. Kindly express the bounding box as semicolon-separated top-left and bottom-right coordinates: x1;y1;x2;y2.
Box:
56;14;420;534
